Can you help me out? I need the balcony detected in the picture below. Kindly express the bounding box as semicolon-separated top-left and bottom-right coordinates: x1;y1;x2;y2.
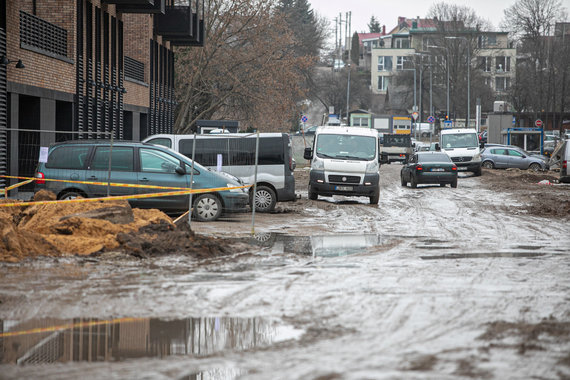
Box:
115;0;165;14
154;0;204;46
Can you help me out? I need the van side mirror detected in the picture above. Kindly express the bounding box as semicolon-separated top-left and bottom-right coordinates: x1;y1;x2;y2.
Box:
303;147;313;160
435;143;441;151
175;166;186;175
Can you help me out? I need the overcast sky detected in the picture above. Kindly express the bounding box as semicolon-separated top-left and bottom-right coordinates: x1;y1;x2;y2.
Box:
309;0;521;36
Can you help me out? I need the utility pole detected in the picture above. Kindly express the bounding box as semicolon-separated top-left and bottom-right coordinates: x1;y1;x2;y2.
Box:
339;12;343;58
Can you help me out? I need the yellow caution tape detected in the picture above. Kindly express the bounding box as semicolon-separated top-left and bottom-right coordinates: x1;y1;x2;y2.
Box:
1;175;192;191
0;184;250;208
0;317;147;338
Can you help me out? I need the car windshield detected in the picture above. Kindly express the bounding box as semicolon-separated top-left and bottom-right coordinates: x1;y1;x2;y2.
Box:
442;133;478;149
315;134;376;161
418;153;452;163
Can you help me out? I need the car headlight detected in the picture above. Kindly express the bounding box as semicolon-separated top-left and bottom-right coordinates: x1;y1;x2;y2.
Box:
365;160;379;173
473;152;481;162
312;157;324;170
227;183;244;193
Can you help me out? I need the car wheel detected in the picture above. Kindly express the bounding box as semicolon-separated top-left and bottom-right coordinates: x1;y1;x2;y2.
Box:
252;185;276;213
58;191;86;200
410;175;417;188
308;186;318;200
482;161;494;169
400;175;407;187
440;183;446;187
529;163;541;171
193;194;222;222
369;192;379;205
451;179;458;188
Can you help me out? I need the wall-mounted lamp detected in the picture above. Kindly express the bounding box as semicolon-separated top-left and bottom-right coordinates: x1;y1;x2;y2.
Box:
0;55;25;68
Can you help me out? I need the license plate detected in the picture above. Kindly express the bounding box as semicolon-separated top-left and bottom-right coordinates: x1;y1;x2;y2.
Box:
457;167;467;171
335;186;353;191
431;168;445;172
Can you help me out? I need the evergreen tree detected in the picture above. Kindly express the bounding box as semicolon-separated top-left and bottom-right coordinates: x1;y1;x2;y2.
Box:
368;15;381;33
351;32;360;65
276;0;326;57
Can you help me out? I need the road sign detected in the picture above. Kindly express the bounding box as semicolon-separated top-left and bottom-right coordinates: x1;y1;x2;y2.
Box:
535;119;543;128
412;111;419;121
301;115;308;123
443;120;453;129
427;115;435;123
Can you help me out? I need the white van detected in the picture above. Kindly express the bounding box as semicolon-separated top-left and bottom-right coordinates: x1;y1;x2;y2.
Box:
142;133;296;212
303;126;380;204
438;128;482;176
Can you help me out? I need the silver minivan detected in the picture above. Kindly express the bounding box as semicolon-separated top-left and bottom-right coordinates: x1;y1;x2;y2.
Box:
142;133;296;212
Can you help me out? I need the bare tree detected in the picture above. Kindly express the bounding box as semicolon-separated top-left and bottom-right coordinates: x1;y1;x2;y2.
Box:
501;0;569;131
173;0;314;133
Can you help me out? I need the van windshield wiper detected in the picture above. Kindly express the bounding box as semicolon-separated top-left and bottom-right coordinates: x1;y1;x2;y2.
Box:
317;153;337;159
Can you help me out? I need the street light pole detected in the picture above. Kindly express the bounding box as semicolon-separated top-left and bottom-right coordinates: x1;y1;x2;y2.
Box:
445;36;470;128
346;64;351;125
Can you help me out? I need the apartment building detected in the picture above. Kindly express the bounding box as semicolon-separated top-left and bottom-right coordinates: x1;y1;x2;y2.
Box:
0;0;204;191
371;17;516;114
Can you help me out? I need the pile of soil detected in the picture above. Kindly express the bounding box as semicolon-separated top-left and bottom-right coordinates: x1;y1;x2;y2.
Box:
479;168;570;218
0;191;240;263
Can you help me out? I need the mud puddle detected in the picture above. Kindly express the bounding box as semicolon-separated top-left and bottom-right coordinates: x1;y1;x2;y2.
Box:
248;232;386;257
0;316;303;366
421;252;548;260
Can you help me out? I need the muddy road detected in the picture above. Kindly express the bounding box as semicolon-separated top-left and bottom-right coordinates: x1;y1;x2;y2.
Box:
1;164;569;379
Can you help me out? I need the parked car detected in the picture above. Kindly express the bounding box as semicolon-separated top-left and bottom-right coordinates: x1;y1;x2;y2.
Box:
34;141;250;221
400;152;458;188
481;145;549;171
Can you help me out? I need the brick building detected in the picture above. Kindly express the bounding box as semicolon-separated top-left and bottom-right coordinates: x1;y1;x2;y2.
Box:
0;0;204;191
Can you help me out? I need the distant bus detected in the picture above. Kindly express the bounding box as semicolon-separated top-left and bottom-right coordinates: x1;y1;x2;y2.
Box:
392;116;412;135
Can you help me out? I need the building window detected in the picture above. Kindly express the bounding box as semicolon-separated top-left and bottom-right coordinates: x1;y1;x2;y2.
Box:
394;37;410;49
377;56;393;71
20;11;68;59
478;34;497;48
378;76;389;91
496;56;511;72
396;56;406;70
478;57;492;72
353;117;369;127
495;77;510;92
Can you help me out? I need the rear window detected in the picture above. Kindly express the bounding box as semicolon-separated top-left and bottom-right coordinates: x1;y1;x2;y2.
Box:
46;146;90;169
418;153;452;163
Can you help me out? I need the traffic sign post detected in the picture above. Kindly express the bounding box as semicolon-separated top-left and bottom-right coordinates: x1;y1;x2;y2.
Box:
412;111;419;121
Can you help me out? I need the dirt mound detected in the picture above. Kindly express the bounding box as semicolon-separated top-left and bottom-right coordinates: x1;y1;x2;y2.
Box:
479;168;570;218
0;192;238;262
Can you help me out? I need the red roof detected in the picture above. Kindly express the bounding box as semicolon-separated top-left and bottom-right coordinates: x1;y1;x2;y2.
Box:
357;32;384;45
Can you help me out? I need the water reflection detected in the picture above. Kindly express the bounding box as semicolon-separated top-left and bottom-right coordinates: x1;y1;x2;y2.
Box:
250;233;383;257
0;316;302;365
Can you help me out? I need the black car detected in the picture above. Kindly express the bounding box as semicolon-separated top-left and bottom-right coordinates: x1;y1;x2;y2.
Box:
401;152;458;188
